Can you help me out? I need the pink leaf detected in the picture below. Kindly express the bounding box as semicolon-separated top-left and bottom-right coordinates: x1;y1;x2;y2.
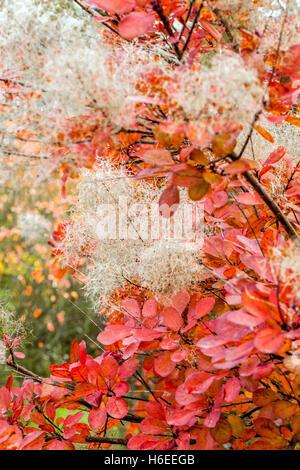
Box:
239;356;260;377
166;408;197;427
142;298;158;318
14;352;25;359
225;341;254;362
196;336;229;349
119;12;155;39
88;405;107;430
121;298;141;319
204;409;221;428
212;191;228;208
132;328;162;341
194;297;215;319
97;324;132;345
106;397;128;419
264;146;286;166
118;358;139;380
237;192;264;205
162;307;183;331
227;309;264;328
171;291;190;314
224;377;241;402
85;0;135;14
254;327;285;354
112;382;130;398
159;184;180;217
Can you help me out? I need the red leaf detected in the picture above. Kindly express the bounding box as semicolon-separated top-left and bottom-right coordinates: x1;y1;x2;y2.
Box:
118;358;139;380
127;434;160;450
184;372;216;394
19;431;45;450
106;397;128;419
166;408;197;427
224;377;241;402
242;284;276;320
97;324;132;345
142;298;158;318
70;339;79;362
119;12;155;39
112;382;130;398
88;405;107;430
237;192;264;205
264;146;286;166
254;327;285;354
146;401;165;421
171;291;190;314
121;298;141;319
141;417;168;435
194;297;215;319
159;184;180;217
154;351;175;377
162;307;183;331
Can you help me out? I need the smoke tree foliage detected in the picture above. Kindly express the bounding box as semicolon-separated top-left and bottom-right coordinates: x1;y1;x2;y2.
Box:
1;0;300;451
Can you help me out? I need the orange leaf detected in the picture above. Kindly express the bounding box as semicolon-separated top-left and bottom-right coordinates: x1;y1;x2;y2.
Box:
210;418;232;444
253;417;281;438
254;125;274;143
253;388;278;407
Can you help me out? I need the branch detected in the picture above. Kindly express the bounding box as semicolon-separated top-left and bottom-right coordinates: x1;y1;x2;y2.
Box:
180;2;203;59
85;436;128;446
73;0;120;36
229;153;300;242
6;360;43;382
151;0;181;61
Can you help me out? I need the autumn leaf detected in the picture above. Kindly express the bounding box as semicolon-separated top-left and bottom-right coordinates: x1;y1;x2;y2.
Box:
212;134;237;158
85;0;135;14
141;149;174;166
119;12;155;39
159;184;180;217
254;125;274;143
188;178;210;201
210;418;232;444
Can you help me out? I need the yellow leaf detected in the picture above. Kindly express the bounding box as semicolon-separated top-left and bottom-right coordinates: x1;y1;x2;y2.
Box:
188;179;210;201
227;414;244;438
212;134;237;158
210;418;232;444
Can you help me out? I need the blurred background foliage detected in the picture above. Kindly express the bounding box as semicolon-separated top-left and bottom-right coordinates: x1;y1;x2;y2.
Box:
0;164;101;383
